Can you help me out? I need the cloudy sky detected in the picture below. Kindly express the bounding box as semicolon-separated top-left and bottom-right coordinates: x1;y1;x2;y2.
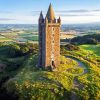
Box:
0;0;100;24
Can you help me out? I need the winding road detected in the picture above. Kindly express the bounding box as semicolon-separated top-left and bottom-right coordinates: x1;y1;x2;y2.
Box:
66;56;88;100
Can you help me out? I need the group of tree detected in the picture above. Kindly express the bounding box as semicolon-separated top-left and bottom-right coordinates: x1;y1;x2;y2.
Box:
71;34;100;45
60;44;80;55
9;43;39;57
0;42;39;58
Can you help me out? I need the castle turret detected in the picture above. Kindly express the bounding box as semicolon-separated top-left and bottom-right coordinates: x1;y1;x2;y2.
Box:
58;16;61;24
46;3;55;22
39;11;44;23
38;4;61;69
38;11;44;67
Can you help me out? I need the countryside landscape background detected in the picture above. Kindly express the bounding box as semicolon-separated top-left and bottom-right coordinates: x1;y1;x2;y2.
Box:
0;0;100;100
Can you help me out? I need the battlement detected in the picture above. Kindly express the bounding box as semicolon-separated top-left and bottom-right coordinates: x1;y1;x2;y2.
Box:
39;4;61;25
39;18;61;24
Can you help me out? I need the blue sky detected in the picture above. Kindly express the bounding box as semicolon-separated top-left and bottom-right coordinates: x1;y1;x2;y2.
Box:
0;0;100;24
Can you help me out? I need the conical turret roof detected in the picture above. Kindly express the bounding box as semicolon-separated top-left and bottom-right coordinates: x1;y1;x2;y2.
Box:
39;11;44;19
46;4;55;21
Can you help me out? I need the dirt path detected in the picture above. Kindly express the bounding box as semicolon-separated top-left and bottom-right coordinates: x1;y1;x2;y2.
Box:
66;56;88;100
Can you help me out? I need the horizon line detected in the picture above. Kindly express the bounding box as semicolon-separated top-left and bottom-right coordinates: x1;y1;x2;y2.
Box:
0;22;100;25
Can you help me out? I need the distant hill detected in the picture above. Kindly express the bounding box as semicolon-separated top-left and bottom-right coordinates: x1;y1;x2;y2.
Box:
0;24;38;32
0;23;100;33
71;34;100;45
61;22;100;32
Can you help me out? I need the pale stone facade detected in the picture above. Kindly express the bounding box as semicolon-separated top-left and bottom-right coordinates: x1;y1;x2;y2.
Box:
38;4;61;69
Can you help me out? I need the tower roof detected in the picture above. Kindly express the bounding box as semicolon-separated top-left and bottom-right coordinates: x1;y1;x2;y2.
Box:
46;4;55;21
39;11;44;19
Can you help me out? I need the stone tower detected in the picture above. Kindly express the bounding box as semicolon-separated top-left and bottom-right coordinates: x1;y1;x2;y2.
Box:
38;4;61;69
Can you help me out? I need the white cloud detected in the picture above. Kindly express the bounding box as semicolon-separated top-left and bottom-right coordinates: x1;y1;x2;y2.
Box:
61;16;100;24
0;9;100;24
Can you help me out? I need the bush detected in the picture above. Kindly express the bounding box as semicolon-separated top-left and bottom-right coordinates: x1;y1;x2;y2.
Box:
8;43;39;57
65;44;80;51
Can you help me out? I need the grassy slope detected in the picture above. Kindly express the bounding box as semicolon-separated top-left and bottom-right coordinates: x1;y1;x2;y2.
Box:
0;44;100;99
79;44;100;56
64;44;100;99
5;55;84;100
0;45;82;99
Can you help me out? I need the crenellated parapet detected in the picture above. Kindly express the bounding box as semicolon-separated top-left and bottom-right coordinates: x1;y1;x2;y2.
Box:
39;4;61;25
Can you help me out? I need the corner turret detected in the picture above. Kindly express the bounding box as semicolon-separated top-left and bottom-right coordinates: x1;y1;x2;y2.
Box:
46;4;55;22
58;16;61;24
39;11;44;23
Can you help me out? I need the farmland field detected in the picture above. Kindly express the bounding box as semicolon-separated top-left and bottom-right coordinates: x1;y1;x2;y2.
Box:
0;36;12;42
0;32;39;43
18;33;39;41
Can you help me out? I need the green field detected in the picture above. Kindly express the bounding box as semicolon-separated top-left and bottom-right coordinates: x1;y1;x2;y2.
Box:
0;37;12;42
61;44;100;99
79;44;100;56
0;32;38;43
25;35;38;41
18;33;39;41
19;33;33;37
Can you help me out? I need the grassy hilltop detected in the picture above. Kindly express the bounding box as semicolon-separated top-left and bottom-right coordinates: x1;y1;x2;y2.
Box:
0;36;100;100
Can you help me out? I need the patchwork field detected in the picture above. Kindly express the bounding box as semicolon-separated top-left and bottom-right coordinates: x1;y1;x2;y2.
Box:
0;36;12;42
60;33;76;39
0;32;38;43
1;31;77;43
19;33;38;41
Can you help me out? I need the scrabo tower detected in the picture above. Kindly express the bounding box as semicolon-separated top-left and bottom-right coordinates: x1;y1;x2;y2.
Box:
38;4;61;69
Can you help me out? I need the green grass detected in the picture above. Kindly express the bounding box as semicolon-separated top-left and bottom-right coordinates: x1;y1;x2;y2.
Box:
19;33;32;37
0;38;12;42
0;43;100;99
79;44;100;56
25;35;38;41
61;44;100;99
19;33;39;41
4;55;82;99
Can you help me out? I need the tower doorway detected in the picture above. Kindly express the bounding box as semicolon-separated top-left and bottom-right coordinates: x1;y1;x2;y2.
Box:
52;61;55;68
